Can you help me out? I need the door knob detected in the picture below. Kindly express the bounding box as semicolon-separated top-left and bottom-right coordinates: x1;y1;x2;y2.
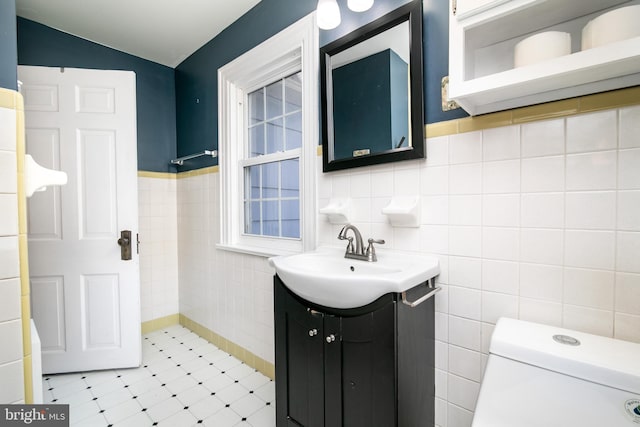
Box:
117;230;132;260
326;334;336;343
308;329;318;337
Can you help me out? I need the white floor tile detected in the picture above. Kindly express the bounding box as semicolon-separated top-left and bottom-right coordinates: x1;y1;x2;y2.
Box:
188;394;225;420
145;358;175;374
44;326;275;427
96;388;134;410
103;397;143;424
214;355;243;371
89;378;126;397
226;363;255;381
165;375;199;395
215;383;250;405
157;409;198;426
155;366;187;383
127;376;163;396
147;397;184;422
46;373;84;388
72;413;108;427
203;374;235;393
113;411;154;427
247;405;276;427
50;378;88;399
190;365;222;383
68;400;101;424
254;382;275;404
175;384;211;406
203;407;241;427
61;388;94;407
239;372;270;391
136;386;173;410
178;356;210;373
230;393;267;418
117;367;153;385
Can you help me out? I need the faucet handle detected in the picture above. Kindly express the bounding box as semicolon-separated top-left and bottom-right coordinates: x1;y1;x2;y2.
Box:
366;238;385;262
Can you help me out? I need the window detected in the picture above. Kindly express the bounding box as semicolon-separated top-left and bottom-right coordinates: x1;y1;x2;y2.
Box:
218;14;318;256
244;73;302;239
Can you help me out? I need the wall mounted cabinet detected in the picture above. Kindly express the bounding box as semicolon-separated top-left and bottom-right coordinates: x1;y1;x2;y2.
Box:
274;275;435;427
449;0;640;115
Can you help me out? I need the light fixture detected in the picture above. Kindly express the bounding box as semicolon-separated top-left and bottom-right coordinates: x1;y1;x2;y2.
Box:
348;0;374;12
317;0;341;30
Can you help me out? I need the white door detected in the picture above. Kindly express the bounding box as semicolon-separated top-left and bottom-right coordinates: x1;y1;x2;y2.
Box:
19;66;141;374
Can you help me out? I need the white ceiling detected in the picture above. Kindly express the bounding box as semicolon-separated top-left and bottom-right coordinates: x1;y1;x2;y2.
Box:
16;0;262;68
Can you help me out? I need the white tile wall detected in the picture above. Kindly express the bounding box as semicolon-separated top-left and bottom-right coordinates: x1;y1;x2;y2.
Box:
0;104;24;404
138;176;179;322
165;105;640;427
176;172;275;364
312;106;640;427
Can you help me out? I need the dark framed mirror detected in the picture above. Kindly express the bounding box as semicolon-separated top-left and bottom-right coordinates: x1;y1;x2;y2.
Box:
321;0;424;172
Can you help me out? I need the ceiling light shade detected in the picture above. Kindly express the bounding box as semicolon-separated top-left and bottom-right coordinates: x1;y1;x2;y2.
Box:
317;0;341;30
348;0;374;12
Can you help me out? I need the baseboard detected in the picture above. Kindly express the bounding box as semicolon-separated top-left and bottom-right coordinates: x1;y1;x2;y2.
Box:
178;314;275;380
141;314;180;334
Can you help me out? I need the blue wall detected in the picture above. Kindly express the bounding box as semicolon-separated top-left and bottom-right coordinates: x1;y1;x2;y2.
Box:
0;0;17;90
175;0;467;171
17;18;177;172
14;0;465;172
175;0;319;171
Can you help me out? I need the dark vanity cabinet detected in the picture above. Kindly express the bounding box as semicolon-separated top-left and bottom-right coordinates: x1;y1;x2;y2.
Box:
274;275;435;427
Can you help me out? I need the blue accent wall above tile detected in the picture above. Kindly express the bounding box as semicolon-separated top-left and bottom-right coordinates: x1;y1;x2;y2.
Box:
0;0;18;91
17;18;177;173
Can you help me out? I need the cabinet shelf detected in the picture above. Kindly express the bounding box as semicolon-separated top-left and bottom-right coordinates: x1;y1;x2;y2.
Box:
449;0;640;115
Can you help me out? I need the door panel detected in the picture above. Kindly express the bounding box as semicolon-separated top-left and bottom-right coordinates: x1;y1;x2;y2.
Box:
75;87;115;114
30;276;66;352
77;130;117;238
20;65;140;374
25;128;62;239
82;274;120;349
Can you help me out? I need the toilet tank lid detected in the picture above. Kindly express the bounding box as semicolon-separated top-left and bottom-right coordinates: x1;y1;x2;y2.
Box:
490;318;640;394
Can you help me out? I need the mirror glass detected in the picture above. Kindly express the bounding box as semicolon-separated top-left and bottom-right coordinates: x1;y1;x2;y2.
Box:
321;0;424;172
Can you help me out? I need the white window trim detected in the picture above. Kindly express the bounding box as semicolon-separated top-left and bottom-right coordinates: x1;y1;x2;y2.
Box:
218;13;318;257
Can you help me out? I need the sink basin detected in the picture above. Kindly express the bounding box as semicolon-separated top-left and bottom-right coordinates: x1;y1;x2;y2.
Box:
269;246;440;309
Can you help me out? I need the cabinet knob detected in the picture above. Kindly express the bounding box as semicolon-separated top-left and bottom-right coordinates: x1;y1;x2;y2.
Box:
326;334;336;343
308;329;318;337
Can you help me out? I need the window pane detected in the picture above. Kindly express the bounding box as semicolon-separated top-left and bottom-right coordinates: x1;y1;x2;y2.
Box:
262;201;280;236
281;159;299;198
284;112;302;150
244;201;261;235
266;119;284;154
250;124;265;157
248;165;260;199
248;88;264;124
266;80;283;120
262;162;279;198
285;72;302;113
281;200;300;238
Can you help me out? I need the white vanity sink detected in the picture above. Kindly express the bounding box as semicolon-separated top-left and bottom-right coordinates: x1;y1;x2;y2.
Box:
269;246;440;309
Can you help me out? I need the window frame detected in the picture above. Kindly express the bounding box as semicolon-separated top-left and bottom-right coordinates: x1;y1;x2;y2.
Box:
218;13;318;257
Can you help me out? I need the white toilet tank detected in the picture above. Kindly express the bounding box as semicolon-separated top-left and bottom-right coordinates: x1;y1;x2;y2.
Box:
472;318;640;427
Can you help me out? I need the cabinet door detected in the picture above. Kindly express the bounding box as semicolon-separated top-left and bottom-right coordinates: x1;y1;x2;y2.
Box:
275;278;325;427
331;303;397;427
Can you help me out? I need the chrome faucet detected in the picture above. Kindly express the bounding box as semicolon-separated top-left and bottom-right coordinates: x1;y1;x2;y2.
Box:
338;224;385;262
